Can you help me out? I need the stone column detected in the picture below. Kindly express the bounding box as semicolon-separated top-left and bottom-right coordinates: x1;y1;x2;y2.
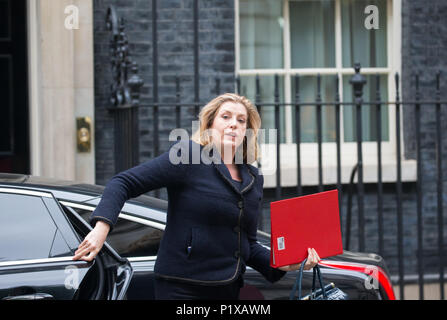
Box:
28;0;95;183
73;0;96;183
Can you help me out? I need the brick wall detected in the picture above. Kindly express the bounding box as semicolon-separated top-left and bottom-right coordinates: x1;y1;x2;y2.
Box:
93;0;235;187
92;0;447;279
398;0;447;276
260;0;447;278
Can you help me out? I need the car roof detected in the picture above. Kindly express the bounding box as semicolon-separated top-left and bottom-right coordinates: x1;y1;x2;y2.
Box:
0;173;271;239
0;172;105;193
0;172;168;212
0;175;389;274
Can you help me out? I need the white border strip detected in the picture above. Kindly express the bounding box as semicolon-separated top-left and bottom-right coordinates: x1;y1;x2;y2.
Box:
0;187;52;198
237;68;391;76
59;201;96;211
0;256;75;268
27;0;43;176
119;213;166;231
127;256;157;262
59;201;166;231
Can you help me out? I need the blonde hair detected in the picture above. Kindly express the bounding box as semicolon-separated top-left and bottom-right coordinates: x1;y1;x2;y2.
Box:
191;93;261;164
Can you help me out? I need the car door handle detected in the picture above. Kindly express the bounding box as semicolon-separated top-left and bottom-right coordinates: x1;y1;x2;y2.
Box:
2;293;54;300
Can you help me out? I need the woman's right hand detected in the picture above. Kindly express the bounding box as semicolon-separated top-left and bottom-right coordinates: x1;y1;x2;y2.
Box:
72;221;111;262
278;248;320;272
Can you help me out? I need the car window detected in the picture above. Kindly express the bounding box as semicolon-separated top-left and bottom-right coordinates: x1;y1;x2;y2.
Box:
74;208;163;258
0;193;71;262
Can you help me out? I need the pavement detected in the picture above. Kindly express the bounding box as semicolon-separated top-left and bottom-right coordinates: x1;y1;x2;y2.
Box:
393;283;447;300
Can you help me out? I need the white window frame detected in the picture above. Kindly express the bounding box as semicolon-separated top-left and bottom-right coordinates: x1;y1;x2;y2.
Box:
235;0;415;187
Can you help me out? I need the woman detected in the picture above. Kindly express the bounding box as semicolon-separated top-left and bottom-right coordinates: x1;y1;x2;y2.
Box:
73;93;320;299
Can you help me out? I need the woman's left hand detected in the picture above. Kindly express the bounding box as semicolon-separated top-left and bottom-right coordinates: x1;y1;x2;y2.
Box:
278;248;321;272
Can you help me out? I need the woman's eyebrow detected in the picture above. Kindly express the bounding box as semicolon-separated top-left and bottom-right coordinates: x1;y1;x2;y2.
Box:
220;109;247;117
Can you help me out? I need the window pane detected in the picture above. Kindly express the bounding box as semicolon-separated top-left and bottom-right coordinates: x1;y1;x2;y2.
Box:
107;218;163;258
341;0;387;68
239;0;283;69
239;75;286;143
73;208;163;258
343;74;389;142
0;0;10;39
290;0;336;68
0;194;58;261
291;75;337;143
49;230;72;258
0;57;12;152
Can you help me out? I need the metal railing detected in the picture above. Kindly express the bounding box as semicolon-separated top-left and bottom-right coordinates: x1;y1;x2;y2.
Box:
106;6;143;174
116;64;445;300
105;2;447;300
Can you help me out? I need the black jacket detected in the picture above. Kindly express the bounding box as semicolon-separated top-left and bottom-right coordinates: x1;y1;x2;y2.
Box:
90;139;286;285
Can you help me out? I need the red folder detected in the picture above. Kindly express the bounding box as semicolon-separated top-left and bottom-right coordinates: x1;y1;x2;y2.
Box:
270;189;343;268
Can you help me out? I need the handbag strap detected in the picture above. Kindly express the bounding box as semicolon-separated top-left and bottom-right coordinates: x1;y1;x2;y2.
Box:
289;258;328;300
289;258;307;300
312;264;328;299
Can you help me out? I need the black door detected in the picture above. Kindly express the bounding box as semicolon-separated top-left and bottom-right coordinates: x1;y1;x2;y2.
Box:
0;192;91;300
0;0;29;173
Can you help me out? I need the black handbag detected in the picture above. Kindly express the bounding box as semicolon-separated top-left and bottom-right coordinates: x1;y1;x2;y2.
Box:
289;258;348;300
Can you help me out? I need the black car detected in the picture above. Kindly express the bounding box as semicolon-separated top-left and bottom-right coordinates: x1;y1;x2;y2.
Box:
0;181;133;300
0;173;396;300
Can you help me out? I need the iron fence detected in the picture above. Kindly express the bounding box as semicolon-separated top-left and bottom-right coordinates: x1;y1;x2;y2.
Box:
106;2;447;300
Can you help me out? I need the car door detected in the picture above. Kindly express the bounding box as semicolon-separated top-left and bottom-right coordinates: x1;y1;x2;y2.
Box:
61;202;162;300
0;188;93;300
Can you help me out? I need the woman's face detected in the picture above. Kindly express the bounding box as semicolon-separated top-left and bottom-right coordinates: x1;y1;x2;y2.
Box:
210;101;248;155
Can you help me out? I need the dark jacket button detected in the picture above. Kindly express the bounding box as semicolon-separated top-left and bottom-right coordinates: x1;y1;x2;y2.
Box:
238;201;244;209
234;251;240;258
